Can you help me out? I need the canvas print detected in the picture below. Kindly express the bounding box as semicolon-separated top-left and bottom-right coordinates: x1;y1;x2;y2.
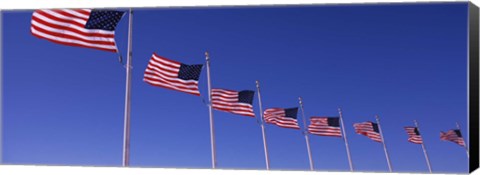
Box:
1;2;476;174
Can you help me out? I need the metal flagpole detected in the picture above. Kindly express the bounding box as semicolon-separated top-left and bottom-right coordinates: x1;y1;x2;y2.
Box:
338;108;354;171
298;97;314;171
255;80;271;170
375;115;392;172
122;8;133;167
414;120;432;173
205;51;217;168
0;9;3;165
456;122;469;158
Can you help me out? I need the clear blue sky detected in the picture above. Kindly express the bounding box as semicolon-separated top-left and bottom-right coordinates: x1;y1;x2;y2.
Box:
2;2;470;173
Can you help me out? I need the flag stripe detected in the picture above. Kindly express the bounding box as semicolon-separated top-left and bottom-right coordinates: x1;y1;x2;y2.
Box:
440;129;465;147
308;117;342;137
150;53;181;69
211;101;253;109
36;10;115;35
354;122;382;142
31;28;117;52
143;73;199;89
146;62;181;78
264;108;300;129
31;9;120;52
144;67;199;86
36;10;88;29
31;22;116;46
143;79;200;96
55;9;91;21
211;88;255;117
143;53;201;96
72;9;92;16
404;126;423;144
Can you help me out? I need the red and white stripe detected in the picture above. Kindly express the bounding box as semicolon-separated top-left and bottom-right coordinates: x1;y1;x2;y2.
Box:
404;127;423;144
263;108;300;129
440;130;465;147
353;122;382;142
31;9;118;52
211;88;254;117
144;53;200;96
308;117;342;137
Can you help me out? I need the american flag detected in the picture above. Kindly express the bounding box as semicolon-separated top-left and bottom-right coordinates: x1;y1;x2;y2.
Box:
404;126;423;144
440;129;465;147
308;117;342;137
263;107;300;129
353;121;382;142
144;53;203;96
211;88;255;117
31;9;124;52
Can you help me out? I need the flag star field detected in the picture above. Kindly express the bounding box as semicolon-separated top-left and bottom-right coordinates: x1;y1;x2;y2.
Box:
85;10;125;31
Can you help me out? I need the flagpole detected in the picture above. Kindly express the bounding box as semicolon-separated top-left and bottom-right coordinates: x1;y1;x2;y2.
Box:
375;115;392;172
0;9;3;165
456;122;469;158
414;120;432;173
255;80;271;170
122;8;133;167
298;97;314;171
338;108;354;171
205;51;217;169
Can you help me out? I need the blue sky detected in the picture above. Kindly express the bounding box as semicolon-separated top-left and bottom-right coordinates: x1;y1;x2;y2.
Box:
2;2;470;173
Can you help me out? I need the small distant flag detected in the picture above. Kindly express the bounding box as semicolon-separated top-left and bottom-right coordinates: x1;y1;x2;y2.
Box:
264;107;300;129
440;129;465;147
354;121;382;142
31;9;124;52
308;117;342;137
404;126;423;144
144;53;203;96
211;88;255;117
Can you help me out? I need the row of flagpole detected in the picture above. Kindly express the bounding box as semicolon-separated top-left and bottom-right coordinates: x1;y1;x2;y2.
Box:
109;10;467;172
39;9;466;172
204;72;467;173
118;10;468;169
204;63;394;172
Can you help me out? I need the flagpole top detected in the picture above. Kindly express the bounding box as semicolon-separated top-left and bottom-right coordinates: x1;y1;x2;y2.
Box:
205;51;210;61
255;80;260;86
